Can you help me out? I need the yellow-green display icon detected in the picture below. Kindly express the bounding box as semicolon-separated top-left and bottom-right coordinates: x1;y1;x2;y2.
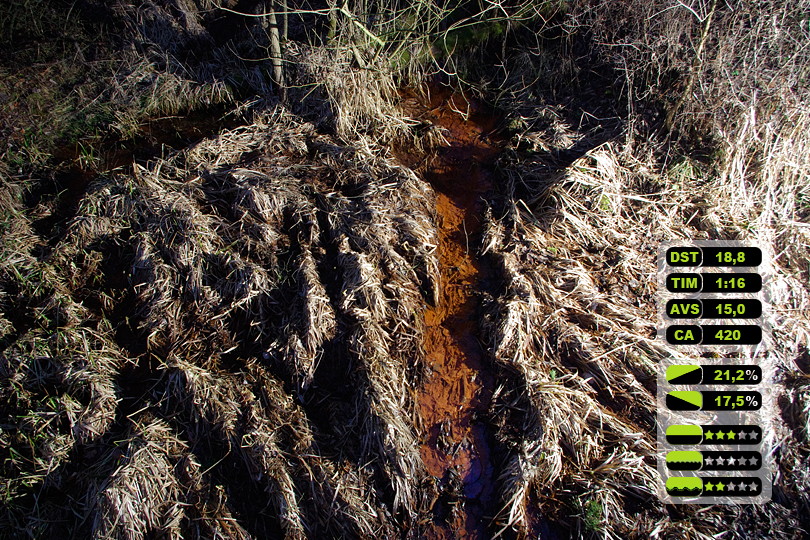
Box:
666;247;702;266
666;451;703;471
666;425;703;445
666;365;702;384
666;390;703;411
666;477;703;497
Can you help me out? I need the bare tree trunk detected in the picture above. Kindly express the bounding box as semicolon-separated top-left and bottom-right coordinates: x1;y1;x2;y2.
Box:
327;0;338;43
267;1;286;101
281;0;288;43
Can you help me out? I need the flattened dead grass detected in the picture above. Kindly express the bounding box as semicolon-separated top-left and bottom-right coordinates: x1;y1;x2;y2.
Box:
1;102;442;537
482;117;809;536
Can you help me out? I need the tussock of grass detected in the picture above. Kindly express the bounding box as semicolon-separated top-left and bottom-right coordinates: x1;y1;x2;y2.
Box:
1;102;444;536
482;174;660;536
91;419;185;539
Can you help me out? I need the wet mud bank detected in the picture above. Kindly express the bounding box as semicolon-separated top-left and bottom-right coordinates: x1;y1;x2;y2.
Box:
398;87;502;538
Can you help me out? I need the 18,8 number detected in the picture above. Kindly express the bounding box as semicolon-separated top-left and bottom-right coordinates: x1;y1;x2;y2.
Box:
716;251;745;265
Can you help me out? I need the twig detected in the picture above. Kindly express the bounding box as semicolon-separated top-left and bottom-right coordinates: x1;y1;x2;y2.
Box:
338;2;384;47
665;0;718;130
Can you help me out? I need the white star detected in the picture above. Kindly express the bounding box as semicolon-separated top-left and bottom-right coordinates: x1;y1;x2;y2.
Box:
716;456;726;466
705;456;716;466
727;482;737;491
739;431;748;440
744;482;754;491
749;456;759;467
727;456;737;466
749;431;759;440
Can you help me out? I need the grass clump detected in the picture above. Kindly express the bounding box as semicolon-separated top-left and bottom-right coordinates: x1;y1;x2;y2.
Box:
2;104;445;536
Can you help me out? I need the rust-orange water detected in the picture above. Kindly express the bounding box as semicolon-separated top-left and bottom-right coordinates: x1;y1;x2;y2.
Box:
399;87;500;538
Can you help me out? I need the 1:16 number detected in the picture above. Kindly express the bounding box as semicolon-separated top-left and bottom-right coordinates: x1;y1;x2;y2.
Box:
716;277;746;289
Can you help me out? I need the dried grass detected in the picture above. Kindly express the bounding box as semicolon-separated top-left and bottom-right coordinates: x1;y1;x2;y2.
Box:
483;99;809;534
3;2;809;536
91;419;185;540
2;103;441;536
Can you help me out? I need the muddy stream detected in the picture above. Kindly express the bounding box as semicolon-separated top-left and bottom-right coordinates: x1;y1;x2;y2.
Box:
399;88;500;538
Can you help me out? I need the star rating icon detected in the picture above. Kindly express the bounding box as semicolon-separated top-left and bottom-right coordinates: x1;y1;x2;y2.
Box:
700;427;762;452
695;475;764;497
699;452;764;471
734;429;762;441
711;478;764;495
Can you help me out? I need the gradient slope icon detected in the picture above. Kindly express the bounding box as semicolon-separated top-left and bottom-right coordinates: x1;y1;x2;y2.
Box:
666;390;703;411
666;365;702;384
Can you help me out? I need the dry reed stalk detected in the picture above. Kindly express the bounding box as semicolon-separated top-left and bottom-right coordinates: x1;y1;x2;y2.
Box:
91;419;186;540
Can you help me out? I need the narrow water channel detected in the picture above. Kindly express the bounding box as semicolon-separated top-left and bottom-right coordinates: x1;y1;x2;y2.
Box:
400;87;500;538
